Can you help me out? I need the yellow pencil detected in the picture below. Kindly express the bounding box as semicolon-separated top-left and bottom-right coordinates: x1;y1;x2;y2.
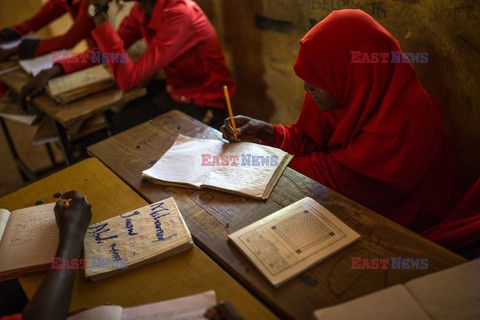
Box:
223;85;238;140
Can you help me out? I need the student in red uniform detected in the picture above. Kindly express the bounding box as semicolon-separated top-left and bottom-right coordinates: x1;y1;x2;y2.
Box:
0;0;95;61
221;9;461;232
21;0;235;129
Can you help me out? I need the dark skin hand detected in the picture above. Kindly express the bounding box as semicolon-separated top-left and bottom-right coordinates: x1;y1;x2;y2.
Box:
89;0;156;26
220;115;275;145
20;64;64;112
204;302;244;320
89;0;113;26
22;190;92;320
0;47;19;62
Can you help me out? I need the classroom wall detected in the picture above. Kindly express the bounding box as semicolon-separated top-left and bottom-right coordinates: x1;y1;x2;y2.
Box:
197;0;480;191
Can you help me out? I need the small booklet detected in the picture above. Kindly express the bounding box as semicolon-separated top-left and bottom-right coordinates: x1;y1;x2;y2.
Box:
142;134;293;200
83;197;193;281
228;197;361;287
67;290;216;320
313;258;480;320
46;64;116;103
0;204;59;281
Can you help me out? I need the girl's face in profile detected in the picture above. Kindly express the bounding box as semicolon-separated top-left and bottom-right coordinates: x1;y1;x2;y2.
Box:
304;82;338;111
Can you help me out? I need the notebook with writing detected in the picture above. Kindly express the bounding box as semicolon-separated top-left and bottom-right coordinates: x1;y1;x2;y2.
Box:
142;134;293;200
83;197;193;281
0;203;59;281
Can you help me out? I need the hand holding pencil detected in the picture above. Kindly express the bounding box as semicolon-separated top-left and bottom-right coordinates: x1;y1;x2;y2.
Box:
54;190;92;251
221;85;276;144
223;85;238;140
220;115;276;145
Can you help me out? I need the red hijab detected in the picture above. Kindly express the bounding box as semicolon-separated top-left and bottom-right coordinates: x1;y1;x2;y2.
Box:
291;10;460;231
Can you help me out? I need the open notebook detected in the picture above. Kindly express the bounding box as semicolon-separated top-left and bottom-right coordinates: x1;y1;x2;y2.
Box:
142;134;293;200
83;197;193;281
0;204;59;281
313;258;480;320
67;290;216;320
229;197;360;287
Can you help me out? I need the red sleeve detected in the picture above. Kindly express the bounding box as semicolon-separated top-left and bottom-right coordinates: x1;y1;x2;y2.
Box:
116;5;143;49
273;120;433;200
11;0;66;36
272;124;319;156
92;9;199;91
57;50;95;74
34;1;95;55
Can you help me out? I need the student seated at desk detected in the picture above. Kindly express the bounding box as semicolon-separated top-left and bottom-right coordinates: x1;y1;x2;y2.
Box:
221;9;461;233
0;191;242;320
21;0;235;129
0;190;92;320
0;0;95;61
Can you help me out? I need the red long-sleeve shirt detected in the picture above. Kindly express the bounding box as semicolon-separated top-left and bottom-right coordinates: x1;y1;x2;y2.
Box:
11;0;95;56
59;0;234;109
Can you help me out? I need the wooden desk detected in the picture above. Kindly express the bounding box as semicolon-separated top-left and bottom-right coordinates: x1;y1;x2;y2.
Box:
0;66;146;165
88;110;467;320
0;158;276;319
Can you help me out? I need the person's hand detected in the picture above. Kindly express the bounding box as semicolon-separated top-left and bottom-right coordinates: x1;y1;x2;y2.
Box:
220;115;275;144
20;64;64;112
54;190;92;255
204;302;244;320
0;47;17;62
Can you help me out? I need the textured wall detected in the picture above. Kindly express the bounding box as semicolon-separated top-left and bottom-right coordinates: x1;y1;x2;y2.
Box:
198;0;480;191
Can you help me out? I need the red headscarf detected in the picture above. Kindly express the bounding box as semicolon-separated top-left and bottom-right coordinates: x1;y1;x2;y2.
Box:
289;10;460;231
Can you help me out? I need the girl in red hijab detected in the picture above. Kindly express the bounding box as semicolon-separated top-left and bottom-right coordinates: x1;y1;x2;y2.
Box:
221;9;461;232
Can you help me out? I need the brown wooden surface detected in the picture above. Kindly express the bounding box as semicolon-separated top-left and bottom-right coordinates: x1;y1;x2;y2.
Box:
0;67;146;127
88;110;467;320
0;158;277;319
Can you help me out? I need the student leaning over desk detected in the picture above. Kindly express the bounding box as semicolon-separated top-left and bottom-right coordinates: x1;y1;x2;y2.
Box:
221;9;461;234
0;0;95;97
21;0;235;129
0;0;95;61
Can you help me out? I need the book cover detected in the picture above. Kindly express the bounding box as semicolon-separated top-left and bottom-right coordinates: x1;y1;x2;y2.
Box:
83;197;193;281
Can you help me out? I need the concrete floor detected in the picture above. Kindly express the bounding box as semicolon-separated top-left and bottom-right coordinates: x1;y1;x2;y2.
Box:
0;118;65;198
